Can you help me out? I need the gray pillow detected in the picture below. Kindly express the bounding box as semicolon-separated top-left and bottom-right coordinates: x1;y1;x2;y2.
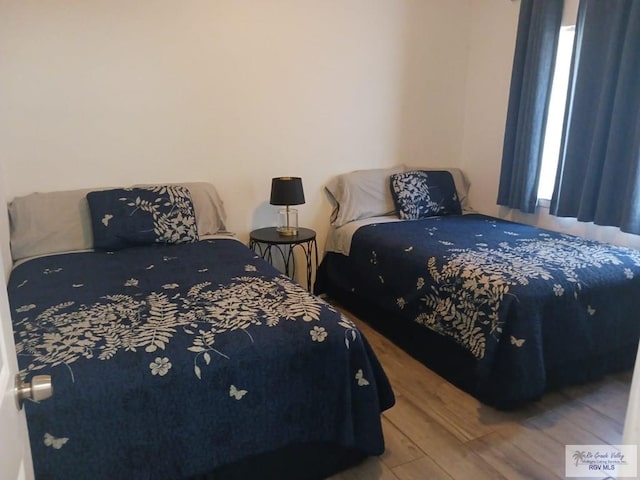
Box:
9;187;95;262
9;182;227;262
325;166;405;227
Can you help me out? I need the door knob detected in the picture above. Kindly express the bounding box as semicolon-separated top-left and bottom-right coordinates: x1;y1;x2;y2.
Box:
15;374;53;410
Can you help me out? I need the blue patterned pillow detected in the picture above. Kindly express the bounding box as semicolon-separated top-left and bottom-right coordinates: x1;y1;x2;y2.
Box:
87;186;199;250
390;170;462;220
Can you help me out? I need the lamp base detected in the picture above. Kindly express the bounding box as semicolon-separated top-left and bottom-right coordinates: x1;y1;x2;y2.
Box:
277;208;298;236
276;227;297;236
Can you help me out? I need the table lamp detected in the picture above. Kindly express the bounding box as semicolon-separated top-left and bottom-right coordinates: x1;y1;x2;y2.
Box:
270;177;305;236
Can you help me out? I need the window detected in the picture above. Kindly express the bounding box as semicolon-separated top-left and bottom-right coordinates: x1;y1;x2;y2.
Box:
500;0;638;231
537;26;576;202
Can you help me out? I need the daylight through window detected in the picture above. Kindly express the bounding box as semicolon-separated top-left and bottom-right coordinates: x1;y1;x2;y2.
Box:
537;26;575;202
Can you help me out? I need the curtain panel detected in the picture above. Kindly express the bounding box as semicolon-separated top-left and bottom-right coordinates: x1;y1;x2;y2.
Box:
550;0;640;234
497;0;564;213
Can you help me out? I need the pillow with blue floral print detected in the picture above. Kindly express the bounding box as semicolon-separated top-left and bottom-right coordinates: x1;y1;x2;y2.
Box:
87;185;199;250
390;170;462;220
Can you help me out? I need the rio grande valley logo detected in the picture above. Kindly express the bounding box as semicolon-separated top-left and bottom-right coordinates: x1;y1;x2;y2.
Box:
566;445;637;478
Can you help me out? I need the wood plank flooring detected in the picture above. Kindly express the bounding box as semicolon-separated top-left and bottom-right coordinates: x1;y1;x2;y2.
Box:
327;304;633;480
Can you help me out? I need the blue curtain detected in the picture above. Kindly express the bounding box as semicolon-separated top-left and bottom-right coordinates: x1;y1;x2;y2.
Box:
497;0;564;213
550;0;640;234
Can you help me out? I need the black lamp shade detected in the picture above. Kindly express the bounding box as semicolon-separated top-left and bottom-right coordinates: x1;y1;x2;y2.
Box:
270;177;305;206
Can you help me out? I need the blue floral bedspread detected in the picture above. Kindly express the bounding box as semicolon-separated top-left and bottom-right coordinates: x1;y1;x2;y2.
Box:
9;239;394;480
343;214;640;404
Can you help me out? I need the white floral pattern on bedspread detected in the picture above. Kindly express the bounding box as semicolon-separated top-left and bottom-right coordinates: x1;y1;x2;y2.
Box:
414;234;640;359
15;276;334;378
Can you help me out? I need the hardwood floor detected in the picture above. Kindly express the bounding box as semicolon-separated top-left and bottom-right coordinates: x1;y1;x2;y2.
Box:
328;305;633;480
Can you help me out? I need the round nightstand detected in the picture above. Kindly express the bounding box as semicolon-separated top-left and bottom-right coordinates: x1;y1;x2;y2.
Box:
249;227;318;291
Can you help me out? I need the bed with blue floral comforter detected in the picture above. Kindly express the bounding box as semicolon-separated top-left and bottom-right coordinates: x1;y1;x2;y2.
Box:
316;214;640;409
9;239;394;480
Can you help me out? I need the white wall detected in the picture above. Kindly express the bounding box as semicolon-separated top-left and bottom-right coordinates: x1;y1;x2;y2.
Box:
459;1;518;218
460;0;640;250
0;0;471;252
0;164;12;278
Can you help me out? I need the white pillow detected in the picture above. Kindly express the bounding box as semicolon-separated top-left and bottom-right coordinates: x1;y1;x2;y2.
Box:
325;166;405;227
